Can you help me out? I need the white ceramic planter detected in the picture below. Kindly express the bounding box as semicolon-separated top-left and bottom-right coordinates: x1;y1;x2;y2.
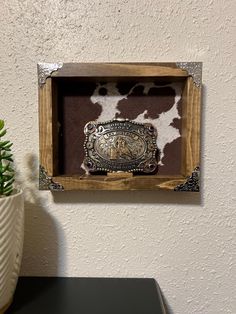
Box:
0;190;24;312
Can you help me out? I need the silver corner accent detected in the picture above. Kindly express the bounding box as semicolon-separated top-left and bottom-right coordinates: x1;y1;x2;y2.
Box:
176;62;202;87
174;166;200;192
39;165;64;191
37;62;63;87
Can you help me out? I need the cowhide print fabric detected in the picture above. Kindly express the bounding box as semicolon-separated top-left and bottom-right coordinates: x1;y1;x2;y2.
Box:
58;80;183;175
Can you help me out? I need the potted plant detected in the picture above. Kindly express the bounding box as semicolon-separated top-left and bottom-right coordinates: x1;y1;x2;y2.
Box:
0;119;24;313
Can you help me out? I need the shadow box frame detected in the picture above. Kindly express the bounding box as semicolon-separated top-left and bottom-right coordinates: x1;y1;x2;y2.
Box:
38;62;202;192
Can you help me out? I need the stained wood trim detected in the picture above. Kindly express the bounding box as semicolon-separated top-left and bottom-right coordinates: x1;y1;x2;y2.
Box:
181;77;201;176
52;175;186;191
51;79;59;175
39;78;54;176
51;63;188;78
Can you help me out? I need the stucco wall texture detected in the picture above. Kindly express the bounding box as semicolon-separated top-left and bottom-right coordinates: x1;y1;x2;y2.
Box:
0;1;236;313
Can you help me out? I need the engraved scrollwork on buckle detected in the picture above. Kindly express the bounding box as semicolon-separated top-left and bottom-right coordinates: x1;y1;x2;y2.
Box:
83;119;158;174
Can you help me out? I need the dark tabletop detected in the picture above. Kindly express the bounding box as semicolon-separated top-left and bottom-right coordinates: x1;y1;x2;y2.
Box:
6;277;166;314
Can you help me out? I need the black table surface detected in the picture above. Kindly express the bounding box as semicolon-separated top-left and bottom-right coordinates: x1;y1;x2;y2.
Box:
6;277;166;314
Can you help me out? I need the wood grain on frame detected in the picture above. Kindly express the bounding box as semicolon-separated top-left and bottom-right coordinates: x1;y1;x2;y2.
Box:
181;77;201;177
51;175;186;191
51;63;189;78
39;78;54;176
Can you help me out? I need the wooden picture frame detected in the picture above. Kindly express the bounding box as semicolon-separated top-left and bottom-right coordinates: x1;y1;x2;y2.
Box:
38;62;202;192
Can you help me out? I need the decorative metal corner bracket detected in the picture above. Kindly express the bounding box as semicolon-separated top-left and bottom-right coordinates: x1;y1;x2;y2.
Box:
174;166;200;192
39;165;64;191
176;62;202;87
37;62;63;88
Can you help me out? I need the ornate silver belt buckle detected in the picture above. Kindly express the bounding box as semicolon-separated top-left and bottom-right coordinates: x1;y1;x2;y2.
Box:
83;119;158;173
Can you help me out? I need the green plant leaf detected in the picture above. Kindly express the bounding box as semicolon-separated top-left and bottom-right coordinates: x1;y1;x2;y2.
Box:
2;174;14;181
6;166;14;173
0;141;10;148
1;151;11;156
0;153;13;161
1;163;14;174
1;144;13;151
0;129;7;137
3;186;13;196
0;120;4;131
5;144;13;149
3;157;13;162
1;163;9;173
0;120;15;197
4;178;14;188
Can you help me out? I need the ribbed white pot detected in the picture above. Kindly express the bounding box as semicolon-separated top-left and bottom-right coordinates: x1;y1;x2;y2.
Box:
0;190;24;312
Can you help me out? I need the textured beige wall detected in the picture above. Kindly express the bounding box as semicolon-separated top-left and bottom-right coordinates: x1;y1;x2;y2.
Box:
1;1;236;313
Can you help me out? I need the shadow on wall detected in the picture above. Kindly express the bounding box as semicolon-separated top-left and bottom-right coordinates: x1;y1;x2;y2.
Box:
16;154;63;277
21;200;60;276
160;289;174;314
52;188;202;205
